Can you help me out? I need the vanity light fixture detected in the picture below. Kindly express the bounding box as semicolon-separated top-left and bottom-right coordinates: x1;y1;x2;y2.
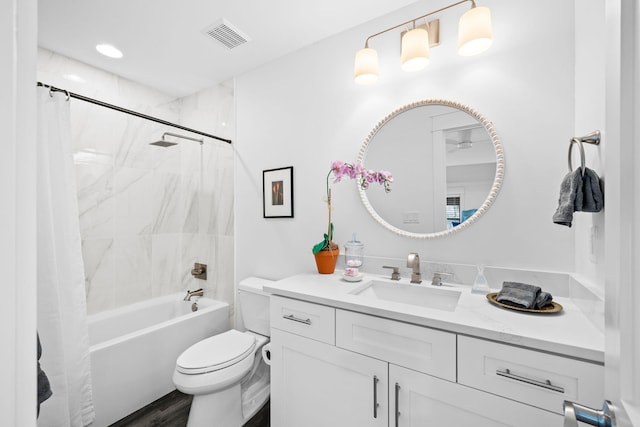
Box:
353;0;493;84
401;24;431;72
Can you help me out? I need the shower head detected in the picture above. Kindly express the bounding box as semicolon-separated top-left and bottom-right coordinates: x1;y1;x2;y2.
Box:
149;139;178;147
149;131;204;147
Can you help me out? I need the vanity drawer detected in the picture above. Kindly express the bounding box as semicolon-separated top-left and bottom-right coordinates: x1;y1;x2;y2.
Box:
270;296;335;345
457;335;603;415
336;309;456;381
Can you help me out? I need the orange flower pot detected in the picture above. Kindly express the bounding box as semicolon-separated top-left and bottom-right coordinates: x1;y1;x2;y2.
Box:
314;247;340;274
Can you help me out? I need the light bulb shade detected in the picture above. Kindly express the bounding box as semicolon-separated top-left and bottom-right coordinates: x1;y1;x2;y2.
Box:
458;6;493;56
401;28;430;72
354;47;379;84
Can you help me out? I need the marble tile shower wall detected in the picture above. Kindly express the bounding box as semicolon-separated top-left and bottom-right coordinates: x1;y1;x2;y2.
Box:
37;49;235;317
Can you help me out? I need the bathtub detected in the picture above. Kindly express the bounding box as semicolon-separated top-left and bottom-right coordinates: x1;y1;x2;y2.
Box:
88;293;229;427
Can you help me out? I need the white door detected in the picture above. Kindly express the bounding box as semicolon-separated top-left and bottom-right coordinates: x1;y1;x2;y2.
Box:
569;1;640;426
270;329;388;427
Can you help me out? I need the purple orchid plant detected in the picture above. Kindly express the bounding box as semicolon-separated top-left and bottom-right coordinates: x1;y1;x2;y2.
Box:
312;160;392;254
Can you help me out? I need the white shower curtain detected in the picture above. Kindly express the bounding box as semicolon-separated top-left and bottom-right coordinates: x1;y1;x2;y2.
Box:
36;87;94;426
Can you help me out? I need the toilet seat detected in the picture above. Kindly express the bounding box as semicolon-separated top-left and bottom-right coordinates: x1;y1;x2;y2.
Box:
176;330;256;375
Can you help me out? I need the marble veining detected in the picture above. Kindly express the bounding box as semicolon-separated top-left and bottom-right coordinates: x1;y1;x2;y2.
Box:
38;47;236;317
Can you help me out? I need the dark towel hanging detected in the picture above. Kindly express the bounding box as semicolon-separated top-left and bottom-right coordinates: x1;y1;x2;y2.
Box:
553;169;583;227
554;130;604;226
577;167;604;212
37;333;52;417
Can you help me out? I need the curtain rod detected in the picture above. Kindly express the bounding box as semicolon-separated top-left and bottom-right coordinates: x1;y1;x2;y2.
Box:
36;82;232;144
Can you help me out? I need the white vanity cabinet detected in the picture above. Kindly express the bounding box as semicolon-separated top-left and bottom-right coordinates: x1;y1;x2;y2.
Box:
269;296;388;427
337;308;562;426
270;329;388;427
269;295;601;426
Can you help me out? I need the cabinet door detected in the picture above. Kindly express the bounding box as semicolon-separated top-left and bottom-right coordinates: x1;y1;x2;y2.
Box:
389;364;563;427
270;328;388;427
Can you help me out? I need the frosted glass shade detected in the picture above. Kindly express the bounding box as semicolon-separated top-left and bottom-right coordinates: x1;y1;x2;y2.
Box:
354;47;379;84
458;6;493;56
401;28;430;72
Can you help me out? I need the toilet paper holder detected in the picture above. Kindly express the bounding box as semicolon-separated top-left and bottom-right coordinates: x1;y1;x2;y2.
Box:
261;343;272;366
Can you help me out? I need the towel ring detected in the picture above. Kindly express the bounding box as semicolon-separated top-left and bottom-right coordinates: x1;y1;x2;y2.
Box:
568;138;586;175
568;130;601;176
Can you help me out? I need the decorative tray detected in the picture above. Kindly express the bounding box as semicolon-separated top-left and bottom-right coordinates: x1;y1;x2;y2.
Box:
486;292;563;314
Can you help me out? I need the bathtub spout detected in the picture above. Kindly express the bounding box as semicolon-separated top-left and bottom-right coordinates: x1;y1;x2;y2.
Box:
184;288;204;301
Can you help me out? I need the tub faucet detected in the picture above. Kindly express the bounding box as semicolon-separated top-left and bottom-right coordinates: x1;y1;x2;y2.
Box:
407;253;422;284
184;288;204;301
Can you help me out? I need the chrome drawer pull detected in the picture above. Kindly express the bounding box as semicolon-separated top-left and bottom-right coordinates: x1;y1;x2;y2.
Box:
496;368;565;393
373;376;379;418
282;314;311;325
395;382;401;427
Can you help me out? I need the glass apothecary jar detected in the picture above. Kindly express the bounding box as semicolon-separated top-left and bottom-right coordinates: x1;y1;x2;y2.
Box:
344;234;364;268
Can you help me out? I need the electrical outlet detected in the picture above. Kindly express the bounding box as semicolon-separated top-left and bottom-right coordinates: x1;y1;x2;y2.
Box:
402;211;420;224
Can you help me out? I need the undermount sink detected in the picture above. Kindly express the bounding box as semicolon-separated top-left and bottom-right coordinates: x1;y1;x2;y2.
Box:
350;280;461;312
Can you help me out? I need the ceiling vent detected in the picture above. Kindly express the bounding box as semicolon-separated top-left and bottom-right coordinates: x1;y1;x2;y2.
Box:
203;19;250;50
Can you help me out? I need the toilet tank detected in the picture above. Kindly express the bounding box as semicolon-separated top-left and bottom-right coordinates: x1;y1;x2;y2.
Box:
238;277;273;336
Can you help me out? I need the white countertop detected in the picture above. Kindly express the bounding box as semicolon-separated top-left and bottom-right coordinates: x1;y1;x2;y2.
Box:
264;272;605;363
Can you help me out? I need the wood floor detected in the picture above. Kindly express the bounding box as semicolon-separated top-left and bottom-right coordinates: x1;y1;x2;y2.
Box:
110;390;270;427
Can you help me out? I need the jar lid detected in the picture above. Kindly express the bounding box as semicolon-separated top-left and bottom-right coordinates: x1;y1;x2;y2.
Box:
345;233;363;248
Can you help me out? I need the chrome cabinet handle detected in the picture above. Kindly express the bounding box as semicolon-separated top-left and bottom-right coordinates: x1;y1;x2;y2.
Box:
496;368;565;393
563;400;615;427
282;314;311;325
395;382;401;427
373;376;379;418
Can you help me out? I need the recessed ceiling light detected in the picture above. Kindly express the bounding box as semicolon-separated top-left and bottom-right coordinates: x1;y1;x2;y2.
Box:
95;44;123;59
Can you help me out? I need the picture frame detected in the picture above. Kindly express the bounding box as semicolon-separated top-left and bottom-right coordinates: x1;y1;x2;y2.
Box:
263;166;294;218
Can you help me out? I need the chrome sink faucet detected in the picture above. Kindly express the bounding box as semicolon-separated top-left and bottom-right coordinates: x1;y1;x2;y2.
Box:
407;253;422;284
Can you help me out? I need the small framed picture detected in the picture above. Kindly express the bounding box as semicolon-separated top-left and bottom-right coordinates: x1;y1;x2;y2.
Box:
263;166;294;218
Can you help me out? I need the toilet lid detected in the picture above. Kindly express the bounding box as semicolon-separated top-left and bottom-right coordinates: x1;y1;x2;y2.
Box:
176;330;256;374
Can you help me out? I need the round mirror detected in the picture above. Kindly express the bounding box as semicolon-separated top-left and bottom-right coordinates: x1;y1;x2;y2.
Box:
357;99;504;239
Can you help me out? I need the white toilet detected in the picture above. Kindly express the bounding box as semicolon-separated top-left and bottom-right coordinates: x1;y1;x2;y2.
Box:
173;277;272;427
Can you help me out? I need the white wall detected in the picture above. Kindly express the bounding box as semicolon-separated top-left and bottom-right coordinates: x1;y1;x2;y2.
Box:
37;49;236;318
574;0;606;293
236;0;579;282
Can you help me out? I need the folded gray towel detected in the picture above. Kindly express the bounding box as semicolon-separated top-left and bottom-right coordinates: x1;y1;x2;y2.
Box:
496;281;541;308
496;281;554;310
534;291;553;309
553;168;583;227
578;167;604;212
